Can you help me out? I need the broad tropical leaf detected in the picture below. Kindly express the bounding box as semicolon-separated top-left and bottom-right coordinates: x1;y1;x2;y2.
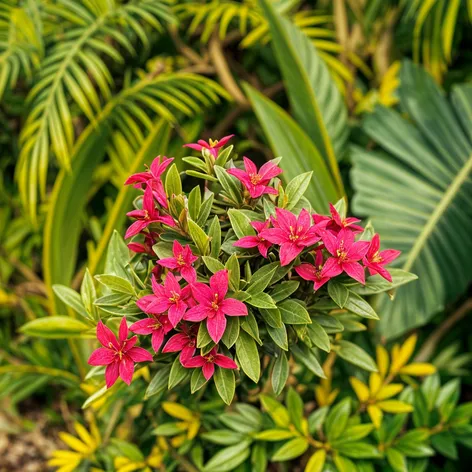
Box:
244;84;339;213
351;61;472;338
259;0;347;194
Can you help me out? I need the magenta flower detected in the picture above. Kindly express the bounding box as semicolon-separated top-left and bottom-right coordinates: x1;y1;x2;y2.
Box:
321;228;370;284
127;231;159;255
183;270;247;343
129;315;173;353
157;240;198;283
363;234;400;282
88;317;153;388
125;186;174;239
183;134;234;158
183;347;238;380
327;203;363;234
125;156;173;208
136;273;188;327
162;324;198;364
295;250;330;291
227;157;282;199
259;208;320;266
233;220;272;258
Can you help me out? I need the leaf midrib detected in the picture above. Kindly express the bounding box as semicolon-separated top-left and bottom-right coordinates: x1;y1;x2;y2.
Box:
403;152;472;272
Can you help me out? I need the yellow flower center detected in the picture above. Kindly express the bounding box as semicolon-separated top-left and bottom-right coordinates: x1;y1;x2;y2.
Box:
169;291;180;303
249;173;262;185
209;138;218;147
177;254;185;266
371;251;382;263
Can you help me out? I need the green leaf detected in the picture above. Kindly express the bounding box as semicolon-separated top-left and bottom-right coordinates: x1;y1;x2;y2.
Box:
227;209;255;239
197;322;213;348
168;356;190;389
351;61;472;338
343;290;379;320
328;280;349;308
203;441;251;472
202;256;225;274
286;388;304;432
259;0;347;192
236;331;261;382
241;311;262;344
191;368;208;393
225;254;240;291
188;219;210;255
52;285;90;320
336;341;377;372
209;215;222;258
80;269;97;320
267;324;288;351
20;316;90;339
188;186;202;220
243;84;339;213
260;395;290;428
255;429;296;441
145;364;171;399
386;448;408;472
349;269;418;296
284;172;313;210
260;308;283;328
221;317;240;349
247;262;279;295
95;274;135;295
201;430;246;446
306;320;331;352
270;281;300;303
197;194;214;227
272;437;308;461
335;442;381;459
214;366;236;405
325;398;351;441
214;165;243;205
272;351;289;396
431;432;458;460
247;292;277;309
43;124;109;312
165;163;182;197
308;407;329;434
305;450;326;472
153;422;186;436
278;299;311;324
291;344;326;378
332;424;375;445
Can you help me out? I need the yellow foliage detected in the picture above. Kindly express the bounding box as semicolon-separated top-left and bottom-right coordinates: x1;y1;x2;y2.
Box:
305;449;326;472
367;405;383;429
349;377;369;403
391;334;417;373
377;400;414;413
399;363;437;376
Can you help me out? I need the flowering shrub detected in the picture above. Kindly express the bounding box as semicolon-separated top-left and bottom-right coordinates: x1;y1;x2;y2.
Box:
84;135;408;404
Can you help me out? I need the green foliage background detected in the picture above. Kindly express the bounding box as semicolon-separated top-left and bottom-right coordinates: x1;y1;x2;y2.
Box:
1;0;472;471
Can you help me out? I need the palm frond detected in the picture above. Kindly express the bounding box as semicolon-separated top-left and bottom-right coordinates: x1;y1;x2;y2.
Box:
16;0;177;224
176;1;360;88
0;1;43;100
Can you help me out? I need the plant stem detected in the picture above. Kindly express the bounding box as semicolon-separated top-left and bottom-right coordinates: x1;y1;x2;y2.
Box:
414;298;472;362
168;446;200;472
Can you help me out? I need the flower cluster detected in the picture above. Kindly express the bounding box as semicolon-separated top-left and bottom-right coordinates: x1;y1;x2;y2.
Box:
88;135;401;395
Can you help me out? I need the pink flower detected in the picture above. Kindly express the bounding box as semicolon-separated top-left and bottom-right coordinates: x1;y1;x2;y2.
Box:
129;315;173;353
183;347;237;380
125;186;174;239
363;234;400;282
125;156;173;208
259;208;320;266
127;231;159;255
88;317;153;388
227;157;282;199
183;134;234;158
321;228;370;284
157;240;198;283
162;324;198;364
326;203;363;234
295;250;330;291
233;220;272;258
183;270;247;343
136;273;188;327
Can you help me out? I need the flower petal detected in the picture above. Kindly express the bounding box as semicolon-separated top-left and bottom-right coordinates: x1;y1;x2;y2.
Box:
88;347;114;366
127;346;153;363
184;356;206;368
202;362;215;380
342;261;366;284
220;298;248;317
210;270;228;299
183;305;209;322
105;362;120;388
279;242;302;266
118;317;128;343
206;313;227;343
151;330;165;352
214;354;238;369
119;357;135;385
96;321;119;349
163;333;189;353
129;318;157;335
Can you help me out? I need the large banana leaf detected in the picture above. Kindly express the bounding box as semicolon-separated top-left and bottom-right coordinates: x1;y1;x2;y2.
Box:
351;61;472;339
258;0;347;195
244;84;339;212
88;120;170;276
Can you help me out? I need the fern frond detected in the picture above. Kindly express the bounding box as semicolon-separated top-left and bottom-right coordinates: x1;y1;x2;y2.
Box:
16;0;177;224
0;2;43;99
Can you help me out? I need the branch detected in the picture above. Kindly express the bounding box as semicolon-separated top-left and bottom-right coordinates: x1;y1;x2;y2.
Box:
209;34;248;106
415;298;472;363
